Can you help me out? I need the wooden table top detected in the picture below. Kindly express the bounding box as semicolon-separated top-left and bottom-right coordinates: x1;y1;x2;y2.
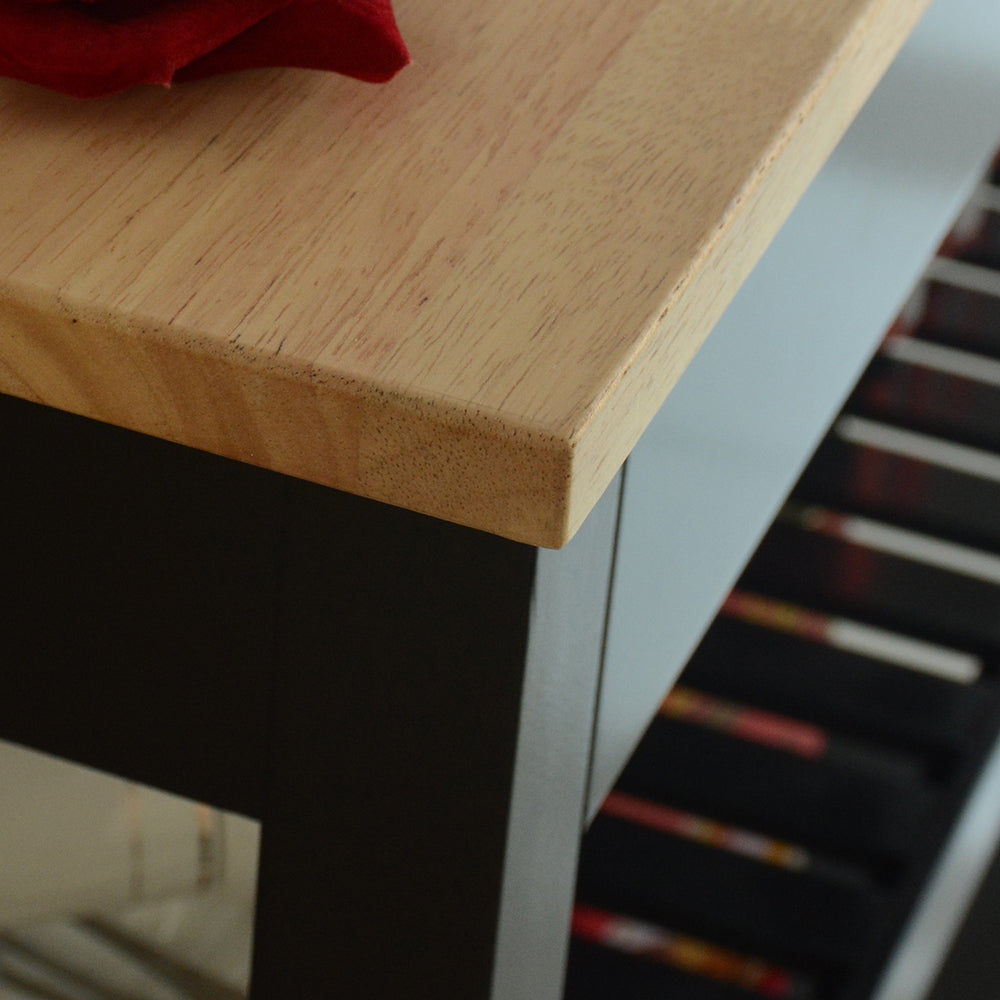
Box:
0;0;929;547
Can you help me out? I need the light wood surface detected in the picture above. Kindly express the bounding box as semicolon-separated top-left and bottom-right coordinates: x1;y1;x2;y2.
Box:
0;0;929;547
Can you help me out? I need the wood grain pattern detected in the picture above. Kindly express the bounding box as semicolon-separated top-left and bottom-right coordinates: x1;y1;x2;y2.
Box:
0;0;930;546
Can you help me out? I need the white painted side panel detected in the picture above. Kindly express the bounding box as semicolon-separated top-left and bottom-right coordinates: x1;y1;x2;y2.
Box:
589;0;1000;815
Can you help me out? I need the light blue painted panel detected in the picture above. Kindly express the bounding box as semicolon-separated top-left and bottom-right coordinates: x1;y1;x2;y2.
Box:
589;0;1000;815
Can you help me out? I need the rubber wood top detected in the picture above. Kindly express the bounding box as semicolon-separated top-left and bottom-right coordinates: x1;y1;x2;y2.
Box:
0;0;930;546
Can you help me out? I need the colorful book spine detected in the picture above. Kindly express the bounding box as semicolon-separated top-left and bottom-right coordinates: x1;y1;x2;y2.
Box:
659;684;923;784
782;502;1000;586
571;905;808;999
738;519;1000;655
720;590;981;683
601;791;811;872
659;687;826;760
917;275;1000;360
848;348;1000;453
835;415;1000;488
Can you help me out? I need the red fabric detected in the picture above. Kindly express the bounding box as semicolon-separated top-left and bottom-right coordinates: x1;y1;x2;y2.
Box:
0;0;409;98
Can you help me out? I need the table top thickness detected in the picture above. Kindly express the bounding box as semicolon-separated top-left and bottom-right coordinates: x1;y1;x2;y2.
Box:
0;0;929;546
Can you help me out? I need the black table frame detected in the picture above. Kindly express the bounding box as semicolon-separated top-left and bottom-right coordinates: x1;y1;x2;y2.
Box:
1;391;623;999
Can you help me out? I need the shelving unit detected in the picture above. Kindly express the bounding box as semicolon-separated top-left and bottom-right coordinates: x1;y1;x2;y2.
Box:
569;152;1000;997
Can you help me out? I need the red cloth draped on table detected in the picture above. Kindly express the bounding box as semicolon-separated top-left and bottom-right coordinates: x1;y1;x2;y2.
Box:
0;0;409;98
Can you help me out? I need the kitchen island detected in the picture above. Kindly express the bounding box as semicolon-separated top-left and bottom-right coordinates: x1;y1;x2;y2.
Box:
3;0;999;995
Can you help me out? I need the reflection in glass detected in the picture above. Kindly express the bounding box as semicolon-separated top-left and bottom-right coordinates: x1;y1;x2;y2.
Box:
0;740;259;998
